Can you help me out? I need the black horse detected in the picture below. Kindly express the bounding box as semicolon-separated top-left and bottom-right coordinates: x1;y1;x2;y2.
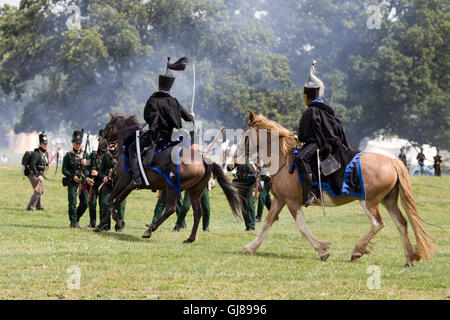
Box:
95;113;241;243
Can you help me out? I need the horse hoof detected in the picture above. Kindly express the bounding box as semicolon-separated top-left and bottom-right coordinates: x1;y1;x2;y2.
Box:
320;253;330;261
118;220;125;230
183;238;194;243
142;229;152;239
350;252;363;261
93;227;101;233
241;246;254;254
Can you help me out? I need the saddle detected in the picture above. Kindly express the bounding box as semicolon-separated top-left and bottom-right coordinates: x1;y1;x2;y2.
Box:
289;147;365;199
123;133;184;194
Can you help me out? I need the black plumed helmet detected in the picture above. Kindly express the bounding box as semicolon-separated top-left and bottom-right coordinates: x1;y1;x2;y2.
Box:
39;130;48;145
158;57;188;91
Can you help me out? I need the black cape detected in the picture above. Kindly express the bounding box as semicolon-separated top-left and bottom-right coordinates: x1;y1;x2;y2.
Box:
297;101;359;195
143;92;193;143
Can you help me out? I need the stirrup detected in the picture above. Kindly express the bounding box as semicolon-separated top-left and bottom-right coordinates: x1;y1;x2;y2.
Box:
304;191;318;207
127;180;142;190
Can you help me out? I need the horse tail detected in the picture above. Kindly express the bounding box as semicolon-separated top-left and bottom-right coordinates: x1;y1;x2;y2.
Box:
391;159;436;260
209;162;242;219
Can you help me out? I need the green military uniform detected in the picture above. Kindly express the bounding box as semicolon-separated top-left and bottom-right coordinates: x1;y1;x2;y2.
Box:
86;150;103;227
99;148;125;231
151;190;187;229
256;165;272;222
173;188;210;231
62;131;89;228
151;188;211;231
228;161;256;231
27;142;49;210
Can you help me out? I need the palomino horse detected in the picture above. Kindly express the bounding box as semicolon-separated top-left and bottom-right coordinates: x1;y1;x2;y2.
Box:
95;113;241;242
241;111;435;266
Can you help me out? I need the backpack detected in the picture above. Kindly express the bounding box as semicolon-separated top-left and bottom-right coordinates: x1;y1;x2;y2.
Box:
21;151;33;176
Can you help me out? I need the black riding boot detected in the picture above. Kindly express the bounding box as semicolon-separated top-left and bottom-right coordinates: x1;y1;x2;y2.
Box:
301;173;319;207
127;151;143;189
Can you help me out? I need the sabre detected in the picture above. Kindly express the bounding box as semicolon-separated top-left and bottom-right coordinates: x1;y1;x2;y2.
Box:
204;126;225;157
317;149;327;216
136;130;149;186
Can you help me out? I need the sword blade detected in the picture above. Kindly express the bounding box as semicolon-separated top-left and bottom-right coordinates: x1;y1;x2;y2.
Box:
317;149;326;216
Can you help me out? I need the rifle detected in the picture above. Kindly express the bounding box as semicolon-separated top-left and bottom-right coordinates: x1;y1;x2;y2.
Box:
34;147;61;193
77;133;90;195
98;151;118;194
254;163;261;199
87;147;105;201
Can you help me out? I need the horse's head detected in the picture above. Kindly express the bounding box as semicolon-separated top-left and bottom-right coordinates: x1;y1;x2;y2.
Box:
246;110;299;164
103;113;140;144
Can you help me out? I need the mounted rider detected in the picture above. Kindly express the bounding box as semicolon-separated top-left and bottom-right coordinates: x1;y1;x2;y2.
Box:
128;57;194;189
294;60;358;207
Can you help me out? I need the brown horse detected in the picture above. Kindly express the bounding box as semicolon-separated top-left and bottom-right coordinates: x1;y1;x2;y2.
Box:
241;111;435;266
95;113;241;242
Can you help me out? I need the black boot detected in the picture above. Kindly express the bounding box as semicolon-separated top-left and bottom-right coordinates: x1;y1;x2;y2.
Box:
301;173;319;207
127;151;143;189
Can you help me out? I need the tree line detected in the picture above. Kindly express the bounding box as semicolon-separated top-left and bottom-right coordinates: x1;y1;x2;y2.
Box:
0;0;448;149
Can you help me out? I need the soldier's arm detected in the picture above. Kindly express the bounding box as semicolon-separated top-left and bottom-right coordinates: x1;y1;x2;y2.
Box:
62;153;73;179
177;99;194;122
29;151;40;176
144;98;159;138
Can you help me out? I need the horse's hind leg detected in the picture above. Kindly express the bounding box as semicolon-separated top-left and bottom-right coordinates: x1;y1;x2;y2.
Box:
142;188;178;239
381;185;419;266
287;201;331;261
241;196;284;254
351;200;384;261
184;194;202;243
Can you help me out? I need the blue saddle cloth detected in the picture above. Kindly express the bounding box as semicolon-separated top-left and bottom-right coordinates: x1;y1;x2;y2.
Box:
123;137;183;195
292;150;366;199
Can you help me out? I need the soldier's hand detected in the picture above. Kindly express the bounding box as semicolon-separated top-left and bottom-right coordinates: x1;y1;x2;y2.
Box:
38;175;44;182
86;177;94;186
73;176;80;183
103;177;109;183
190;112;195;118
81;159;87;166
257;160;264;168
91;170;98;176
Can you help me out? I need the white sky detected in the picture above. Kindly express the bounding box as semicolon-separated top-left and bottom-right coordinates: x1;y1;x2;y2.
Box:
0;0;20;7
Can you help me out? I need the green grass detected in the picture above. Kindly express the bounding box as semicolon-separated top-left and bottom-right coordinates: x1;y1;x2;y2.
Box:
0;164;449;299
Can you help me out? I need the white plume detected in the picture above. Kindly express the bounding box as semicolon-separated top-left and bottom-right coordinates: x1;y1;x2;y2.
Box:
309;60;325;97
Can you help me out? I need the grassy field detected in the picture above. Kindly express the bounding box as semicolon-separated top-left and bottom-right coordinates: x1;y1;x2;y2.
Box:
0;164;448;300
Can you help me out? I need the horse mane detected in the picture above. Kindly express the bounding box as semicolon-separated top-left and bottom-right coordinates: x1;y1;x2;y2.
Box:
111;113;140;127
251;113;299;159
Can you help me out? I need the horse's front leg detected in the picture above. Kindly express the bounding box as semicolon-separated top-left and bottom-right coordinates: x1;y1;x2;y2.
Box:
242;196;285;254
287;200;331;261
111;187;132;230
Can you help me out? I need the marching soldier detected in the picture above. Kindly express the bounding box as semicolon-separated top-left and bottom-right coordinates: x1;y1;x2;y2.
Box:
26;131;49;211
128;57;194;189
172;187;211;232
85;130;106;228
417;147;426;174
99;142;126;231
227;155;257;232
255;159;272;223
398;147;407;168
434;149;442;177
62;130;89;228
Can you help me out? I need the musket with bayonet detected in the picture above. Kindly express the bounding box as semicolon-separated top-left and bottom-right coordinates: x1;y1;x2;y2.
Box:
77;132;90;195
